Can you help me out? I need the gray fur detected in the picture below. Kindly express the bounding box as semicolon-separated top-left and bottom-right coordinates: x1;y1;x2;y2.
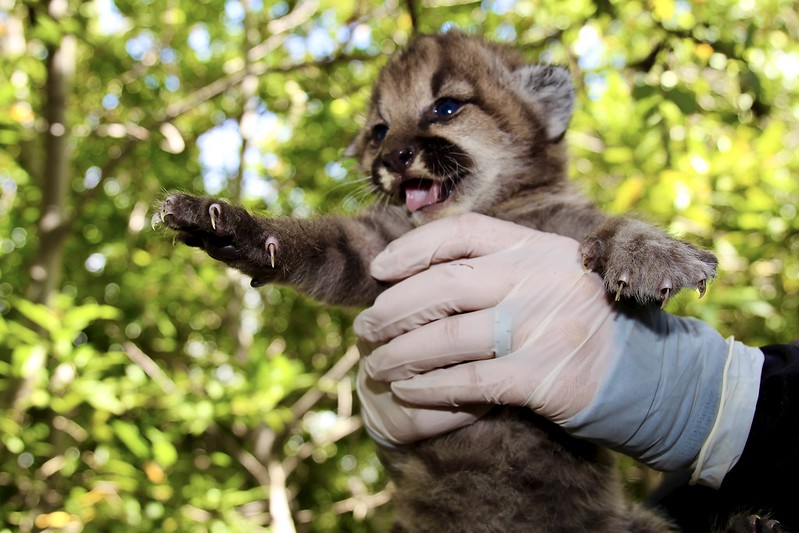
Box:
511;64;576;140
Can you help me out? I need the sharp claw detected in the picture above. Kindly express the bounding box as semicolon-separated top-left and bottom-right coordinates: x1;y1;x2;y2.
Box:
698;279;707;299
172;234;179;246
614;271;630;301
615;281;626;302
251;278;265;288
209;203;221;230
153;209;173;230
265;237;278;268
660;288;671;309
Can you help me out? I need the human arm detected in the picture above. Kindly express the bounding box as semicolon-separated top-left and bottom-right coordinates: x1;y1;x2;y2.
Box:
652;343;799;531
353;214;764;487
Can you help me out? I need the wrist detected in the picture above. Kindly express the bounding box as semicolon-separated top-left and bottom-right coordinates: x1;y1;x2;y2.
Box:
690;340;763;487
562;310;731;472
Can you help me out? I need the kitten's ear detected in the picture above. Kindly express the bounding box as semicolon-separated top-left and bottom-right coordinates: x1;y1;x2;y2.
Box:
344;128;368;158
511;65;575;141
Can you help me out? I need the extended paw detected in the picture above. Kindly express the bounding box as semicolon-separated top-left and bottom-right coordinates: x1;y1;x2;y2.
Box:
154;193;280;285
154;194;238;257
580;218;717;306
153;193;224;232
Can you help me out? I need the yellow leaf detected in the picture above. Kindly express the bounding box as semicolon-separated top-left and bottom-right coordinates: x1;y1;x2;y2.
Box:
610;176;645;213
35;511;75;528
695;43;714;61
398;13;413;31
144;460;166;483
654;0;675;20
10;102;35;124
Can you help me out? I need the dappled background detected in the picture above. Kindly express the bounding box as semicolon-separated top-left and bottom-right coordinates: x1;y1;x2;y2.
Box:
1;0;798;531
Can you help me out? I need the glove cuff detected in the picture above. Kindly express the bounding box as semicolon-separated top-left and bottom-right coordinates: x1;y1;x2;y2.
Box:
690;339;763;487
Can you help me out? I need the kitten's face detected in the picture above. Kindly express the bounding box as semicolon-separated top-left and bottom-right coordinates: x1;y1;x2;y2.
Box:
349;33;576;225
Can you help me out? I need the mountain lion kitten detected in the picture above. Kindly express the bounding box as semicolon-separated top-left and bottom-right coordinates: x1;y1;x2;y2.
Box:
157;32;726;531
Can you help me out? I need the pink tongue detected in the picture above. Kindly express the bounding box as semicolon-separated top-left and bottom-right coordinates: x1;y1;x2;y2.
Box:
405;182;442;213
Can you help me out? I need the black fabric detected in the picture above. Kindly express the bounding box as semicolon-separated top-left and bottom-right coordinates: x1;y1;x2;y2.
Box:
649;344;799;531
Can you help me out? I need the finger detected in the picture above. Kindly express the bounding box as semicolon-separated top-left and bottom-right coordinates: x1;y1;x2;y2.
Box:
354;258;516;343
357;364;488;445
370;213;551;281
390;356;526;407
365;308;497;382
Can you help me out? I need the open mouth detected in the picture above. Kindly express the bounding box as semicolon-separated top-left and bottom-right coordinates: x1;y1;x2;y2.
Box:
400;178;460;213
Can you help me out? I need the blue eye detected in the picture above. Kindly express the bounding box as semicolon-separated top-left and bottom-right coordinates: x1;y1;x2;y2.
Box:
371;124;388;143
433;98;463;118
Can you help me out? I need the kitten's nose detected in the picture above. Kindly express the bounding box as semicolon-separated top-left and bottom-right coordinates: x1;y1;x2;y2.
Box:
382;145;416;174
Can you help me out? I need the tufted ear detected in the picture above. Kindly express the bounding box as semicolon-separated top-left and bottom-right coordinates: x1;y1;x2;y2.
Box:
345;106;378;160
510;65;575;141
344;129;367;158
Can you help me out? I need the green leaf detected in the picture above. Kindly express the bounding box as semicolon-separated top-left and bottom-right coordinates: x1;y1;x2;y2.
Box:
67;379;126;415
13;299;57;334
145;427;178;467
62;303;121;336
111;420;150;459
11;345;47;378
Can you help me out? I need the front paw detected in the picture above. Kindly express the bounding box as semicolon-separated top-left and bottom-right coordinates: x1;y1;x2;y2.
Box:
580;218;717;306
154;193;279;286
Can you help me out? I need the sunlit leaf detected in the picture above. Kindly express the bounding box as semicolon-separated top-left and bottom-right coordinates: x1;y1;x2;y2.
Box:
111;420;150;459
13;299;57;334
11;344;46;379
62;303;121;336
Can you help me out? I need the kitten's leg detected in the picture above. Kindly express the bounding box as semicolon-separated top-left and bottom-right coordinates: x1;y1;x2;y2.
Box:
154;193;410;306
580;217;717;306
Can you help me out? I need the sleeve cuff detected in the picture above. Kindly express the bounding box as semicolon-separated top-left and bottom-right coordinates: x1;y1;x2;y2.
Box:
690;340;763;487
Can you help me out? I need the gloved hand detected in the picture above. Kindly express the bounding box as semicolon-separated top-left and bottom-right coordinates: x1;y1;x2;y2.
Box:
355;348;489;449
354;213;764;487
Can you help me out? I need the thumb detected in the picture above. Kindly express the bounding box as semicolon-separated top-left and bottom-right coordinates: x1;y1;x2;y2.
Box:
371;213;542;281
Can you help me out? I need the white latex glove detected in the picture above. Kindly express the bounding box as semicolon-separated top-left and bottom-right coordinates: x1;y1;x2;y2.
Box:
355;345;489;449
353;213;764;487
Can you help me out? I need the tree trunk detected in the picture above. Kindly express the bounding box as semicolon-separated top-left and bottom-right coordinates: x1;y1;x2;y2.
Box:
25;1;75;306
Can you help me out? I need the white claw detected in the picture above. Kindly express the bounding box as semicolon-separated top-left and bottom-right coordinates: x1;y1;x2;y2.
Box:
615;282;625;302
659;276;673;308
209;203;221;230
615;272;630;301
265;237;278;268
660;288;671;309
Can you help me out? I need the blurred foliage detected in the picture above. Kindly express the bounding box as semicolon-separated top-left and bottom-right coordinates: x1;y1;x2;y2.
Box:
0;0;797;531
